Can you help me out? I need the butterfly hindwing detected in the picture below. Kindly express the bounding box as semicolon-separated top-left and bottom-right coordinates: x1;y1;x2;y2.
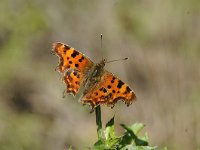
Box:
81;71;136;108
63;69;84;96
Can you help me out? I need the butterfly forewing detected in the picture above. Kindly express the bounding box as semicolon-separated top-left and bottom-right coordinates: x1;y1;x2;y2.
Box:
53;42;93;73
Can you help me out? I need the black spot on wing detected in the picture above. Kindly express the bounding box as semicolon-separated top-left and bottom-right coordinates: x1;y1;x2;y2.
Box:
106;93;112;99
107;85;111;89
111;77;115;83
63;45;70;53
71;51;79;58
126;86;131;92
79;56;85;62
73;71;77;76
64;44;71;50
75;64;79;67
103;88;107;93
117;80;124;89
65;71;72;80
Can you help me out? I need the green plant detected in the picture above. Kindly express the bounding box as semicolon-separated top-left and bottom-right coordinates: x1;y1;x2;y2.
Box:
68;105;167;150
92;106;167;150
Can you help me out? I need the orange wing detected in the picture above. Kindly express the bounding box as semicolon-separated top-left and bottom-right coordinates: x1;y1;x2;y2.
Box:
63;69;84;96
81;71;136;108
52;42;93;96
52;42;93;73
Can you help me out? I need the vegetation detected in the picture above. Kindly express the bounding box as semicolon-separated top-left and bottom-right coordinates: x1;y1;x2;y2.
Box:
90;106;167;150
0;0;200;150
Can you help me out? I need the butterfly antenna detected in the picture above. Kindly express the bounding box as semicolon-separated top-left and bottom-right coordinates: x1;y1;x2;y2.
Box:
100;34;103;60
101;34;103;49
106;57;128;63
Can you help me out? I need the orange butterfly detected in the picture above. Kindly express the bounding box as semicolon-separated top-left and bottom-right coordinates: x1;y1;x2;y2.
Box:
52;42;136;109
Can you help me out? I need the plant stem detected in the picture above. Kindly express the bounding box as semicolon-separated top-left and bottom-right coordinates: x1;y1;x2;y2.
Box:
95;105;103;140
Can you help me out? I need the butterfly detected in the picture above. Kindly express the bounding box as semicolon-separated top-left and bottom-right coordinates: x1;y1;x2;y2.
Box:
52;42;136;109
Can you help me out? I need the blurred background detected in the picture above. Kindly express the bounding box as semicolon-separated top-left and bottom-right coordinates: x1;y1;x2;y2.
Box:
0;0;200;149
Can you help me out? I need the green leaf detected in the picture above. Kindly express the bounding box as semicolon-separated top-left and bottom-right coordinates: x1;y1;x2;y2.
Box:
117;132;133;148
129;123;145;135
93;139;115;150
105;116;115;140
94;139;105;147
93;139;109;150
104;116;119;148
140;132;149;143
121;145;157;150
155;147;168;150
120;124;148;146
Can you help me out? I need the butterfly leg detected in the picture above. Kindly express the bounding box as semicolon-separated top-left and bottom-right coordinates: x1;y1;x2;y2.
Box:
89;104;100;113
62;89;67;98
55;65;60;71
89;108;95;113
110;103;115;109
59;76;64;82
50;50;56;55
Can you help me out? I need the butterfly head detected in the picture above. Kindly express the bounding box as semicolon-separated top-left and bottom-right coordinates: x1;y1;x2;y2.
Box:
96;58;107;70
100;58;107;66
97;57;129;69
91;59;106;78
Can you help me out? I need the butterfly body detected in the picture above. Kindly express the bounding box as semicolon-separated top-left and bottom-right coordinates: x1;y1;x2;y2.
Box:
83;59;106;93
52;42;136;109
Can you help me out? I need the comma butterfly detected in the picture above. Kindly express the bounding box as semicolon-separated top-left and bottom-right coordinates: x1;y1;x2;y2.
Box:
52;42;136;109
